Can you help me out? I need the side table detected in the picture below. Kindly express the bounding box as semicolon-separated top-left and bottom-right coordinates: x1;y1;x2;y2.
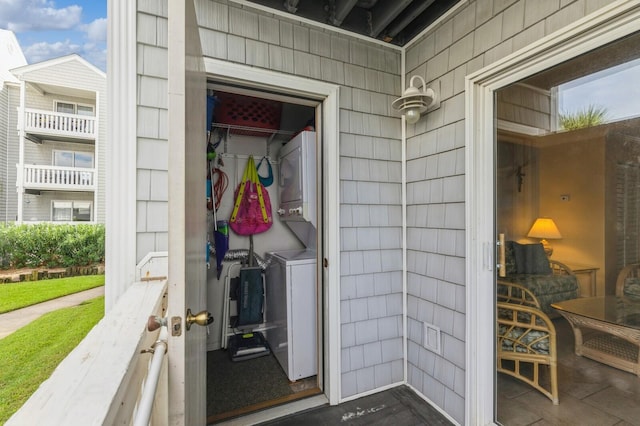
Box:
558;261;599;297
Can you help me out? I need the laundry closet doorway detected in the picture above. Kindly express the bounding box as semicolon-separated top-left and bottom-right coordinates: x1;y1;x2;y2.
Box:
202;59;341;422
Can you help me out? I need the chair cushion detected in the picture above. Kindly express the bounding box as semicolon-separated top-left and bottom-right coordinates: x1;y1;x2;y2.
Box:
497;308;550;354
512;242;552;275
499;274;578;314
499;324;550;354
504;241;517;275
624;277;640;299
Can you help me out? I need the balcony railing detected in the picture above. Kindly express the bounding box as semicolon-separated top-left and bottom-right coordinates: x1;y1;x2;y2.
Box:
7;281;169;425
20;164;96;191
22;108;97;140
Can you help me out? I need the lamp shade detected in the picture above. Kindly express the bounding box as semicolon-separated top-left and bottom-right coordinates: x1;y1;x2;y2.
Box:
527;218;562;239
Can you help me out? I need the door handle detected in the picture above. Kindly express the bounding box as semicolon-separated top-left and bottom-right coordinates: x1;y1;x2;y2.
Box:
498;233;506;277
186;309;213;331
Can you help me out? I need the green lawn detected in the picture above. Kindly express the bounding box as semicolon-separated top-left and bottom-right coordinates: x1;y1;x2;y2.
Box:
0;275;104;313
0;296;105;423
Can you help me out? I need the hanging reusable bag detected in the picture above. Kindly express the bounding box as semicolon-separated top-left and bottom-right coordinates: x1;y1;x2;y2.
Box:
229;155;273;235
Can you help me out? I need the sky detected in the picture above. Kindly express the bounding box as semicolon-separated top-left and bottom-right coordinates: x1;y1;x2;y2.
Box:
0;0;107;71
1;1;637;119
559;57;640;123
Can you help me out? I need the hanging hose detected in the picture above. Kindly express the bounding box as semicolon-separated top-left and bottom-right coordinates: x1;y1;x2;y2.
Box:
212;166;229;211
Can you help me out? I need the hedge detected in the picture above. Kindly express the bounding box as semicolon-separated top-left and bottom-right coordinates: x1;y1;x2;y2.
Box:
0;223;105;269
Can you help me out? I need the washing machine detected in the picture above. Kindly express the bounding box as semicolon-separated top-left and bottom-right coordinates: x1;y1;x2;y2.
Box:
264;249;317;381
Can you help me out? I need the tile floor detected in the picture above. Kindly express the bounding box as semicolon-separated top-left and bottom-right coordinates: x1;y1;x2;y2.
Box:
497;318;640;426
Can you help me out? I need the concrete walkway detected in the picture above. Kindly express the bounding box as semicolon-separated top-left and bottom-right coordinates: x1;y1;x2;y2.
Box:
0;286;105;339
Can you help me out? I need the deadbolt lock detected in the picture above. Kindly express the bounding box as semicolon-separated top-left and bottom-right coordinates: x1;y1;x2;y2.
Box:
171;316;182;336
185;309;213;331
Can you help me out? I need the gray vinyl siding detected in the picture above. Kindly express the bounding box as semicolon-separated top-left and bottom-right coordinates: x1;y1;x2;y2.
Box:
136;0;404;397
22;139;95;222
16;58;106;224
23;89;95;112
23;140;94;172
4;85;19;222
497;84;553;132
20;60;105;92
22;191;94;222
0;87;7;223
207;2;405;398
131;0;631;423
130;0;634;424
404;1;618;423
0;84;21;224
136;0;169;260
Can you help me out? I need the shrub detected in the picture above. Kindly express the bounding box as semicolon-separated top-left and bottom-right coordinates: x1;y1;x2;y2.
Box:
559;105;608;130
0;223;105;269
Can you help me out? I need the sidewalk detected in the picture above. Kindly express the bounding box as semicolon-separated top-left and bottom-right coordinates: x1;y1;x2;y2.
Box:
0;286;105;339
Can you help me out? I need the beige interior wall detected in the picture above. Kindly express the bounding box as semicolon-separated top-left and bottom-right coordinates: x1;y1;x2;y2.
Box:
496;140;539;242
538;137;606;295
403;1;616;420
495;82;549;243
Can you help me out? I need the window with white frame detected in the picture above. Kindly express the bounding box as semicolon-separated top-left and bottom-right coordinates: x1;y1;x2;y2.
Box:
52;201;92;222
54;101;95;116
53;150;94;168
55;102;75;114
77;105;94;116
553;56;640;131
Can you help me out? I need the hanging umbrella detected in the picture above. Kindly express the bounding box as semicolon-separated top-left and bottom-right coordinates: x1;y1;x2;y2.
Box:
214;220;229;279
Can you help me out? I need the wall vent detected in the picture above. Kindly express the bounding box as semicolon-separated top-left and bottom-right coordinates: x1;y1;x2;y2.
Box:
423;322;442;355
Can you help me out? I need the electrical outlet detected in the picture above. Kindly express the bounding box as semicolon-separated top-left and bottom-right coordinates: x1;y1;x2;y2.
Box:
560;194;570;202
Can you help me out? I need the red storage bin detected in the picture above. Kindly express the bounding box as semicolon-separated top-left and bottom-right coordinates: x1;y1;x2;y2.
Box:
216;91;282;136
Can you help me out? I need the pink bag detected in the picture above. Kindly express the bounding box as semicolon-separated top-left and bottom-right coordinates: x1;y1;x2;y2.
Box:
229;156;273;235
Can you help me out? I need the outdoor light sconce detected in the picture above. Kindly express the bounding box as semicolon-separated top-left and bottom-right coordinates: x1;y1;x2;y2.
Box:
392;75;438;124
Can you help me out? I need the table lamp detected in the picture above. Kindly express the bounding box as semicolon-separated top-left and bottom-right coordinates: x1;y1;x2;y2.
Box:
527;217;562;256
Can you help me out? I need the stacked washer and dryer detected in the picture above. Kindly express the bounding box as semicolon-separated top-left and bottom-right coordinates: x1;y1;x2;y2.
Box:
265;131;318;381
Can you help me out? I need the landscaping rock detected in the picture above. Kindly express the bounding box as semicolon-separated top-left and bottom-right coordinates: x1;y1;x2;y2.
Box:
0;264;104;284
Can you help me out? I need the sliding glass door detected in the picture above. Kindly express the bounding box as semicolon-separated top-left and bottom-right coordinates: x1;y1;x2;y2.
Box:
495;31;640;424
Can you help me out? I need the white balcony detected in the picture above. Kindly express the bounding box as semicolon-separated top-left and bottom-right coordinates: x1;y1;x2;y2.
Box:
22;108;97;142
20;164;96;192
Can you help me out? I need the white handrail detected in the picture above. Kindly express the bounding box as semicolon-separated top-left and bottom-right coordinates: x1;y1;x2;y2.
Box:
23;108;96;138
134;324;168;426
7;281;167;425
21;164;96;189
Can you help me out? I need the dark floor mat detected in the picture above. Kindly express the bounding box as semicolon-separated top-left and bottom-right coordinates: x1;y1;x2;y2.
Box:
207;349;293;417
258;385;454;425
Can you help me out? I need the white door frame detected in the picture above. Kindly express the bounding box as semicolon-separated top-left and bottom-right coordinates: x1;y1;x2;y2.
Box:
465;2;640;424
203;58;342;405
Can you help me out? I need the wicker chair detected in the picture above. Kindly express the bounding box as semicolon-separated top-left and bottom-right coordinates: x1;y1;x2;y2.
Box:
498;240;579;317
616;263;640;298
497;282;559;404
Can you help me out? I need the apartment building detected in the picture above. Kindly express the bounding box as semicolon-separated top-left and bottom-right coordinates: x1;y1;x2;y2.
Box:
0;30;106;224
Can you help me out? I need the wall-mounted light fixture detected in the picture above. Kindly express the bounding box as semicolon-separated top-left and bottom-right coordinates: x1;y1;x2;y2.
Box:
392;75;437;124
